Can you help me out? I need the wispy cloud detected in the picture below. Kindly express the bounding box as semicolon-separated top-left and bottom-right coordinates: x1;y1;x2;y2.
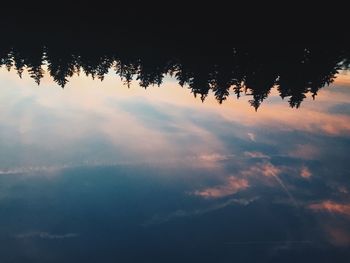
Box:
224;240;314;246
15;232;79;239
259;162;298;207
193;177;249;198
143;197;259;225
0;165;67;175
192;161;297;205
259;162;282;178
238;162;298;207
309;200;350;216
338;186;348;194
244;151;270;159
247;132;256;142
196;153;235;162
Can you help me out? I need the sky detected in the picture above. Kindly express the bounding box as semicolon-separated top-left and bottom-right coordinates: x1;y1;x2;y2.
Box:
0;67;349;262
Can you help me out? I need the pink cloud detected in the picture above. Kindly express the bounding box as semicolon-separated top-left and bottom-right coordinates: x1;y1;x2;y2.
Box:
309;201;350;216
240;162;281;178
300;166;312;179
197;153;235;162
194;162;283;199
260;162;281;177
194;177;249;198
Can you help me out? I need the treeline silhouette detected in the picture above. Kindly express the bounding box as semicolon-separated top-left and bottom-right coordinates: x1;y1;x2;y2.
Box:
1;36;349;109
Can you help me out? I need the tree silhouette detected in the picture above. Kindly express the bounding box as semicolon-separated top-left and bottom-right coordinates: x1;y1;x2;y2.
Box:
1;37;349;109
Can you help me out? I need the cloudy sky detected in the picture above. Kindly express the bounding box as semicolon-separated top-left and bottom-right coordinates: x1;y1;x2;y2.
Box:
0;67;349;262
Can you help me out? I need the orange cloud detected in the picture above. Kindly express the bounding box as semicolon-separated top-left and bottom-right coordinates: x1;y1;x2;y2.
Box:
194;177;249;198
334;71;350;86
300;166;312;178
261;162;281;177
309;201;350;216
239;162;281;178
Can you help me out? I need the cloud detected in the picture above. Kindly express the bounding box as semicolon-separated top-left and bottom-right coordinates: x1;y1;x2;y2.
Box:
237;162;279;178
238;162;298;206
325;226;350;247
193;177;249;198
143;197;259;225
192;162;286;199
15;232;79;239
328;102;350;115
244;151;270;159
309;201;350;216
0;165;66;175
0;162;125;176
338;186;348;194
260;163;298;206
196;153;235;162
247;132;256;142
259;162;282;178
333;71;350;86
224;240;313;246
300;166;312;179
230;162;281;179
